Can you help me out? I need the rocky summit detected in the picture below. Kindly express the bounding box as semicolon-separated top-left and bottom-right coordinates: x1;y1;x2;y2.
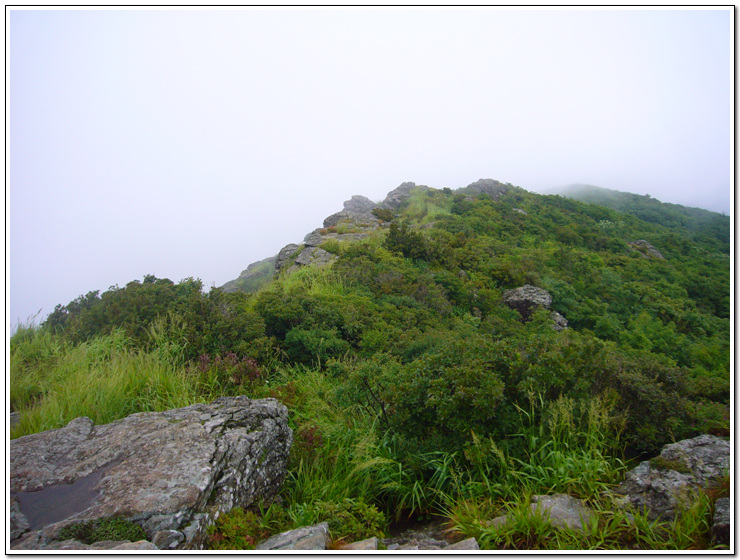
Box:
10;397;292;550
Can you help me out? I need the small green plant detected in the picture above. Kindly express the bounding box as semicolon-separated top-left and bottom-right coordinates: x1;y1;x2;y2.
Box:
291;498;386;542
57;517;147;544
372;207;394;222
207;504;289;550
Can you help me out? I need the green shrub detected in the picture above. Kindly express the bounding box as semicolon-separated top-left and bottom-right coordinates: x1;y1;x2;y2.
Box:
57;517;147;544
207;504;289;550
295;498;386;542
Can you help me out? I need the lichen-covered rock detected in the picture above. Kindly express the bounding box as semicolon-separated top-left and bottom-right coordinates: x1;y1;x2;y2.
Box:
487;494;596;533
444;537;480;550
381;181;428;209
502;284;553;321
629;240;666;260
712;497;730;546
551;311;568;331
463;178;509;200
612;435;729;521
275;243;301;271
256;522;330;550
10;397;292;550
339;536;378;550
289;246;338;272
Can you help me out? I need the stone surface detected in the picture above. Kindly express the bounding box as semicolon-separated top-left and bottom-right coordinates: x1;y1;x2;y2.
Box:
444;537;480;550
612;435;729;521
275;243;301;271
463;178;509;200
340;536;378;550
381;181;428;209
551;311;569;331
485;495;596;534
10;396;292;550
256;522;330;550
153;529;185;549
289;247;338;271
530;494;597;532
711;497;730;546
221;256;277;293
502;284;553;321
629;239;666;260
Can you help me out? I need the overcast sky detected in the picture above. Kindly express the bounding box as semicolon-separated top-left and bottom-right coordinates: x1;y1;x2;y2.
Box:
8;7;733;326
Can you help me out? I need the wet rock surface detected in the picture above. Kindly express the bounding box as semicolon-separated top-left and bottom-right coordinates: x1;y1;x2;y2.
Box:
10;396;292;550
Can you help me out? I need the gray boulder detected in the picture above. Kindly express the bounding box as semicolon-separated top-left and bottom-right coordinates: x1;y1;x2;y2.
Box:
463;178;509;200
712;497;730;546
502;284;553;321
629;240;666;260
10;397;292;550
275;243;300;271
221;256;277;293
381;181;428;209
256;522;330;550
551;311;569;332
289;247;337;271
612;435;729;521
487;494;596;533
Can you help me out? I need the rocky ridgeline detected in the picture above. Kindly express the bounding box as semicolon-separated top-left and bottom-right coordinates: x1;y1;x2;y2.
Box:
10;397;292;550
222;179;510;290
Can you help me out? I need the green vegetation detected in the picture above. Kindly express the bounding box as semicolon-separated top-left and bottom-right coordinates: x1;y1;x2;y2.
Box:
11;182;729;550
57;517;147;544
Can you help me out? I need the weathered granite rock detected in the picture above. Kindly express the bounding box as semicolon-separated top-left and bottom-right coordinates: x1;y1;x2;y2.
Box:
629;240;665;260
221;256;277;293
487;494;596;533
343;194;378;214
711;497;730;546
323;195;380;230
303;228;370;248
153;529;185;550
289;247;338;272
551;311;569;332
463;178;509;200
513;208;528;215
612;435;729;521
381;181;428;209
530;494;597;532
444;537;480;550
256;522;330;550
10;397;292;550
502;284;553;321
340;536;378;550
275;243;301;271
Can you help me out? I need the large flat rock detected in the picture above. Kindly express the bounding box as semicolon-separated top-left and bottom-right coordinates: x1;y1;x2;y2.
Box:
10;396;292;550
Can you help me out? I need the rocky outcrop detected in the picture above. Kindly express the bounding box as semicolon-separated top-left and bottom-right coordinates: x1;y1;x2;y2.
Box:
381;181;428;209
323;195;380;229
501;285;569;330
629;240;665;260
612;435;729;521
221;256;277;293
502;285;552;318
289;246;337;271
463;178;509;200
10;397;292;550
275;244;301;272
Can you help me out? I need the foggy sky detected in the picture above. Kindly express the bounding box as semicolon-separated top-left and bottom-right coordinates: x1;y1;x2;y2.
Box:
8;7;733;327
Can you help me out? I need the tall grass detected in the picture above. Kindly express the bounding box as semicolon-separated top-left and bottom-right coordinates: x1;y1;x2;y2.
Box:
10;326;213;438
